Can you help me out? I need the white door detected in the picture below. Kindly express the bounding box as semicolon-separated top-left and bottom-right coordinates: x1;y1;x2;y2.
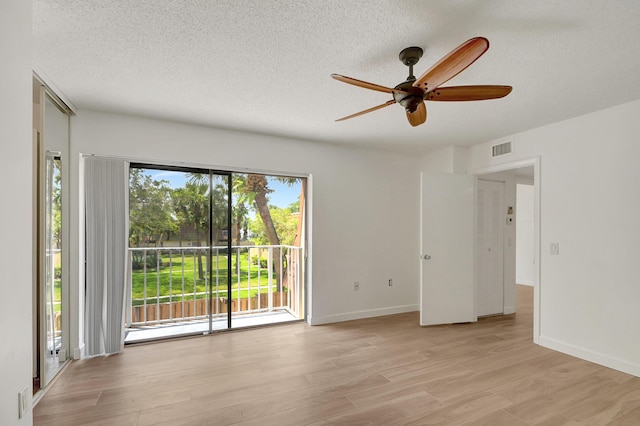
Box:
476;180;504;316
420;173;476;326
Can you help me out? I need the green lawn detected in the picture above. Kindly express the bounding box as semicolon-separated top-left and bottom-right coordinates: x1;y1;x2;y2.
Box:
49;280;62;313
47;252;280;309
131;251;277;306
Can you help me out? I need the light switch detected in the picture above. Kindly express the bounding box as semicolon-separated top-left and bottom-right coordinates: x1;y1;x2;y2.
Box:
550;243;559;255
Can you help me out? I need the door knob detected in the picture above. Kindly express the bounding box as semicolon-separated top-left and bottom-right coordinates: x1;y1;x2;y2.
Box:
422;254;431;260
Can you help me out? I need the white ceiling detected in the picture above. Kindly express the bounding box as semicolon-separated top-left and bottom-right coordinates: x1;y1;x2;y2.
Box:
33;1;640;154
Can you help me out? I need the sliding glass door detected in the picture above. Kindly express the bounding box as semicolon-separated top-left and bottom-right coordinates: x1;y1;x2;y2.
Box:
126;165;305;342
209;173;232;331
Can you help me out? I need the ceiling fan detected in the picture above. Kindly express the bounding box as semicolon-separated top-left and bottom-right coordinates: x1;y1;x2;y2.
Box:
331;37;512;127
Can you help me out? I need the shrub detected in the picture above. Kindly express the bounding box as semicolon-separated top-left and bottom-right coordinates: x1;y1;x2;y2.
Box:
131;250;161;270
250;255;268;269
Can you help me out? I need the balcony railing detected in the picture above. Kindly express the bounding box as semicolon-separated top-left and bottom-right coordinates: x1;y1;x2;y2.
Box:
125;245;303;328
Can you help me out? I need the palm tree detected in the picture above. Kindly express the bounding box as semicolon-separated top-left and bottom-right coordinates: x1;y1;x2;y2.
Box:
185;172;299;288
244;174;300;288
232;174;250;244
245;174;279;246
173;180;211;280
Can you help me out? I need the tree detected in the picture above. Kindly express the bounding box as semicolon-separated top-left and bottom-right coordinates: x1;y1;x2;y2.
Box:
128;169;177;270
244;175;300;287
248;205;298;246
232;174;251;243
173;179;212;280
245;174;279;246
181;172;301;287
129;168;176;247
46;158;62;251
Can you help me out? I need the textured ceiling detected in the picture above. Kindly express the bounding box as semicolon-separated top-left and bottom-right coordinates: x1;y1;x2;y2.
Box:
33;0;640;154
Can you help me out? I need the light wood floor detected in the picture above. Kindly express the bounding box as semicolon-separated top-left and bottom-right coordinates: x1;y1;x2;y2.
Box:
34;285;640;425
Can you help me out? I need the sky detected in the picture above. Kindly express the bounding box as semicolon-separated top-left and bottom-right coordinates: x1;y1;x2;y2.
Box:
146;169;302;209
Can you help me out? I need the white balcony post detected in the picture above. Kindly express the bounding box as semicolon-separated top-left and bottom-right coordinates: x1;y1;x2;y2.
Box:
267;247;273;312
168;249;173;321
125;250;132;327
192;249;197;317
156;250;161;322
295;247;301;315
143;249;147;323
267;247;273;309
180;249;185;321
236;247;241;313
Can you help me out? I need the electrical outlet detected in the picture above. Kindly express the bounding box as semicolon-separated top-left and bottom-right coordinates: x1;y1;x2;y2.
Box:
388;279;393;286
18;386;30;419
353;281;360;291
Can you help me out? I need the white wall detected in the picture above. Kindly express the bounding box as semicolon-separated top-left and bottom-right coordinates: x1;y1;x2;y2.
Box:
68;110;421;347
419;146;468;173
516;184;535;285
0;0;34;424
468;99;640;377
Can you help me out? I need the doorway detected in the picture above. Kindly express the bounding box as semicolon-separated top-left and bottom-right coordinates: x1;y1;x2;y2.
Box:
475;159;540;342
125;165;306;342
419;161;539;339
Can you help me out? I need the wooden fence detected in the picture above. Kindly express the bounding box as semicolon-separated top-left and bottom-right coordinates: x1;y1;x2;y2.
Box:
130;291;289;324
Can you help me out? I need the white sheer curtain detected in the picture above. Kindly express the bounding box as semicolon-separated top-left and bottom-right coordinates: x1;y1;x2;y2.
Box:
84;157;129;356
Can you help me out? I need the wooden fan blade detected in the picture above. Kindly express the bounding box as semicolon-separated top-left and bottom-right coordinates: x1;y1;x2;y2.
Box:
406;102;427;127
413;37;489;92
335;100;396;122
426;85;512;101
331;74;406;94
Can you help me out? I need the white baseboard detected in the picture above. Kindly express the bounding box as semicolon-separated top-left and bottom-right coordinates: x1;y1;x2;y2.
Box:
538;335;640;378
503;305;516;315
308;304;418;326
516;280;534;286
73;344;84;360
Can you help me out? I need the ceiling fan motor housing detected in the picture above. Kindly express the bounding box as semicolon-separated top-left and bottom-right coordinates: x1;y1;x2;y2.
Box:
393;80;425;112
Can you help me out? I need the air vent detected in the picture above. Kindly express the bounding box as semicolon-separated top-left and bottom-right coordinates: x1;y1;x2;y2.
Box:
491;141;512;157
